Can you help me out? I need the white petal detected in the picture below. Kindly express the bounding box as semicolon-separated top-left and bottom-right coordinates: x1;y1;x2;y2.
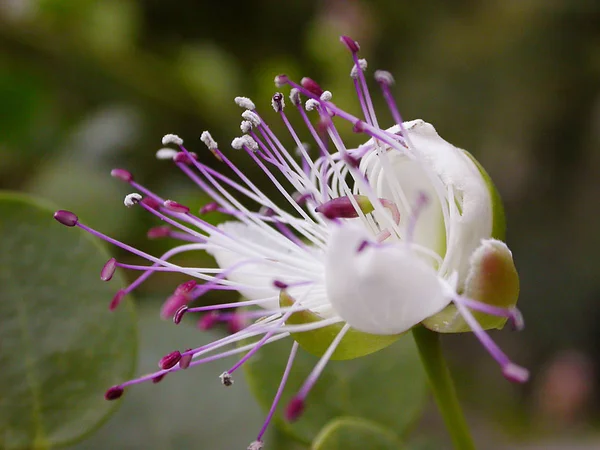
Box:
324;223;452;335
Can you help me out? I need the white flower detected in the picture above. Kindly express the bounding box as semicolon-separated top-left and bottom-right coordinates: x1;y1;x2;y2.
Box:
54;35;526;448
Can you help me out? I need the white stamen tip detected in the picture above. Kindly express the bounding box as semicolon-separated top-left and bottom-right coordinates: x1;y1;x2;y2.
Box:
274;75;286;87
503;363;530;383
350;58;368;78
155;148;179;160
247;441;263;450
374;70;395;85
305;99;320;111
219;371;234;386
271;93;285;112
320;90;332;101
232;135;258;151
289;88;301;106
162;134;183;146
240;120;253;134
242;110;261;127
200;131;218;150
234;96;255;110
124;193;142;207
295;142;309;156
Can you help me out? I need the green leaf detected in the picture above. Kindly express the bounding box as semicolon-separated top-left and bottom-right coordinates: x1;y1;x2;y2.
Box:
0;192;137;449
312;417;402;450
244;333;427;444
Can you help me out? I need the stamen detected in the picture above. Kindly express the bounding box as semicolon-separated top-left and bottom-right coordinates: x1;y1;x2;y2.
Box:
242;110;261;127
53;210;78;227
234;97;256;110
163;200;190;214
109;290;126;311
159;351;182;370
339;35;360;53
105;385;124;400
147;226;171;239
271;92;285;112
110;168;133;183
156;148;179;160
289;88;301;106
124;193;142;207
219;371;234;387
301;77;324;96
162;134;183;146
100;258;117;281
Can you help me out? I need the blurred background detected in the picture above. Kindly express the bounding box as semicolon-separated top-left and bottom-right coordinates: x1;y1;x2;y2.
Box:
1;0;599;449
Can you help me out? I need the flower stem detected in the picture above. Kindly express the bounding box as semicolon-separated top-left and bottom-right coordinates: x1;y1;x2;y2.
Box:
412;326;476;450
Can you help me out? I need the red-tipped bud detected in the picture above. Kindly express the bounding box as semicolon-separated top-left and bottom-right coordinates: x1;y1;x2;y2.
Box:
100;258;117;281
175;280;197;295
141;197;160;210
199;202;219;214
110;169;133;182
109;289;126;311
173;305;188;324
159;351;182;370
173;151;198;164
105;385;124;400
198;311;218;331
160;294;189;319
340;35;360;53
147;225;171;239
301;77;324;96
152;374;166;384
179;349;193;369
315;195;374;220
53;210;78;227
285;397;305;422
163;200;190;214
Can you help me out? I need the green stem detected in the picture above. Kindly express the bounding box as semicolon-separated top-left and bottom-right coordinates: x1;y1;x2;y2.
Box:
412;326;476;450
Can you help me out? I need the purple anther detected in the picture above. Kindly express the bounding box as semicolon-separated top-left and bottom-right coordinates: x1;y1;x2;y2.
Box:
53;210;78;227
141;197;160;210
340;35;360;53
175;280;197;295
273;280;288;290
227;314;244;334
199;202;219;214
198;311;218;331
147;225;171;239
285;397;305;422
100;258;117;281
502;363;530;383
316;196;362;219
352;120;366;133
301;77;324;96
110;168;133;183
161;294;189;319
159;351;182;370
179;349;193;369
105;385;124;400
152;374;166;384
109;289;126;311
173;305;188;324
174;152;198;164
274;74;289;87
163;200;190;214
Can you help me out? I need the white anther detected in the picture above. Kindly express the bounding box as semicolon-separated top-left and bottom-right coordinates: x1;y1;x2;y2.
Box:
124;193;142;207
350;58;368;79
305;99;320;111
242;110;261;127
272;93;285;112
320;90;332;101
240;120;253;134
231;137;244;150
200;131;218;150
374;70;395;85
274;75;286;87
289;88;301;106
242;135;258;152
295;142;309;156
219;371;234;386
162;134;183;146
247;441;263;450
234;97;255;110
155;148;179;160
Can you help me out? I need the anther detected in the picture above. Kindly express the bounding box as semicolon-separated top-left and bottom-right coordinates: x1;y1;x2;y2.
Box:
227;314;244;334
242;110;261;127
352;120;366;133
350;59;368;79
109;289;126;311
159;351;182;370
247;440;264;450
156;148;179;160
162;294;189;319
316;195;374;219
305;99;320;111
219;371;234;387
198;311;218;331
163;200;190;214
147;225;171;239
124;193;142;207
179;349;193;369
239;135;259;152
140;197;160;210
100;258;117;281
320;91;332;101
340;35;360;53
301;77;324;96
502;363;530;383
173;305;188;324
273;280;288;289
274;74;288;87
162;134;183;146
240;120;253;134
293;192;314;205
199;202;219;214
289;88;301;106
272;92;285;112
53;210;79;227
200;131;218;150
374;70;395;86
173;151;198;164
234;97;256;110
152;374;166;384
175;280;197;295
110;168;133;183
509;308;525;331
105;385;124;401
285;397;305;422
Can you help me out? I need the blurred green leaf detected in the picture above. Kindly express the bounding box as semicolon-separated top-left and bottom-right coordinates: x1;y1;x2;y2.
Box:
244;334;427;444
0;192;137;449
312;417;402;450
